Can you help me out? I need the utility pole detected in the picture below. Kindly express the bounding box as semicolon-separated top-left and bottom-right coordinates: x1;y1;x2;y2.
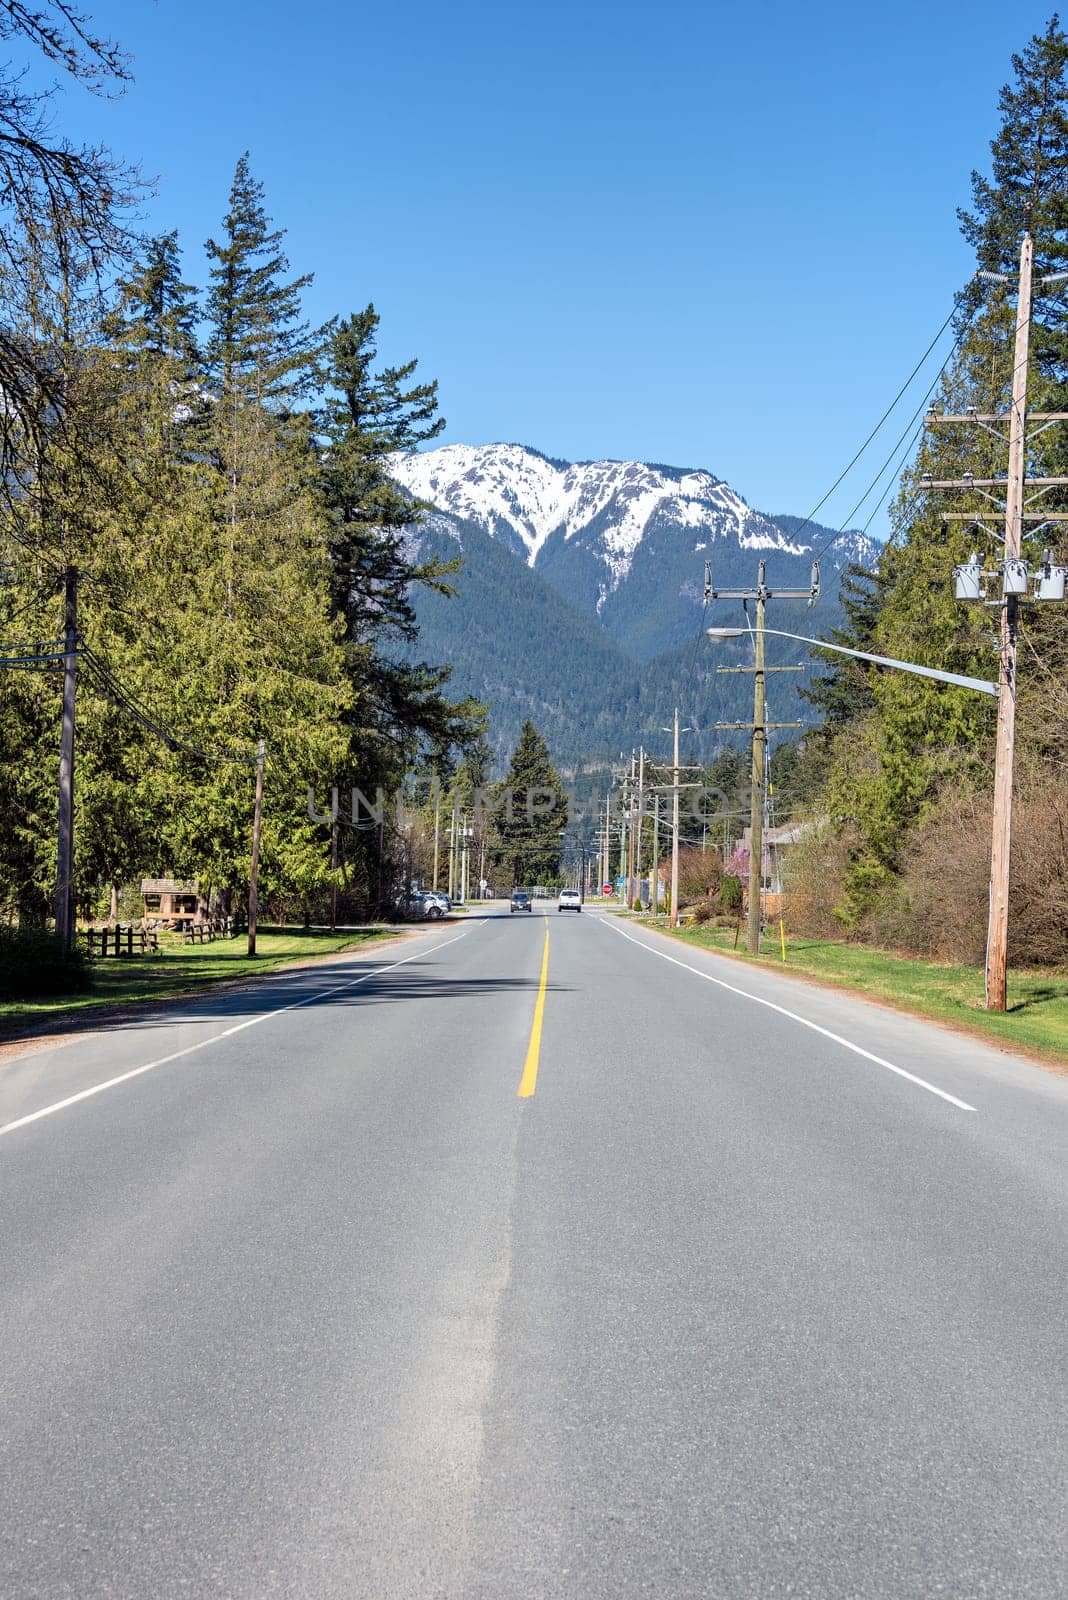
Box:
748;579;766;955
603;789;611;891
923;233;1068;1010
433;785;441;891
626;752;637;906
637;746;645;907
989;234;1032;1012
670;709;681;928
329;805;338;932
448;801;457;901
618;800;628;904
54;566;78;947
705;556;819;954
652;793;660;917
247;738;266;957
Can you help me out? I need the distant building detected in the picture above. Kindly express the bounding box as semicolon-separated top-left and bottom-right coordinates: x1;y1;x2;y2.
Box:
738;820;818;915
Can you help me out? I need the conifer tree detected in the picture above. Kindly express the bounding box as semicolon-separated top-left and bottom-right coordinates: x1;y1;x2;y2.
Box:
114;231;200;372
318;303;481;844
818;15;1068;927
170;157;349;907
320;304;448;638
205;153;321;404
490;721;568;887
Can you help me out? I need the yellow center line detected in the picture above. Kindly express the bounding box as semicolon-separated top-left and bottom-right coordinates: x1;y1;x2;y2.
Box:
517;921;551;1098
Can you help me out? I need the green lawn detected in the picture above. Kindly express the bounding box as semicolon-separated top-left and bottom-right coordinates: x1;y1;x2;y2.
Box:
644;919;1068;1064
0;926;393;1037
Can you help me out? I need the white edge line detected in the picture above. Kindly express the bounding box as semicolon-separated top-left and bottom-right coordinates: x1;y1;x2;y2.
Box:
0;928;473;1139
599;917;976;1113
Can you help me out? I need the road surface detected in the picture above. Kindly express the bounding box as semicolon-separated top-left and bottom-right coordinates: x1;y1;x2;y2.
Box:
1;905;1065;1598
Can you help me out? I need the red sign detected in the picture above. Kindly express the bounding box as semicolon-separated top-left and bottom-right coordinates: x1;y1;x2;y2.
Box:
602;884;612;896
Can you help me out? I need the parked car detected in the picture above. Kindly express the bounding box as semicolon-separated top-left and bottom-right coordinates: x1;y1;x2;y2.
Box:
398;891;444;921
558;888;582;913
510;890;532;913
421;890;451;915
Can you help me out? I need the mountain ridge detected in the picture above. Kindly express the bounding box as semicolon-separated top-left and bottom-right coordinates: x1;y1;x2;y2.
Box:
393;443;877;762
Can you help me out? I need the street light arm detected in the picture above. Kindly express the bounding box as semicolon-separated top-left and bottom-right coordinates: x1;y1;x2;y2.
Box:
707;626;999;697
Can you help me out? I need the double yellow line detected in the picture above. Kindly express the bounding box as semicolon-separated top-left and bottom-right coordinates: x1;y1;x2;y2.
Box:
517;916;551;1099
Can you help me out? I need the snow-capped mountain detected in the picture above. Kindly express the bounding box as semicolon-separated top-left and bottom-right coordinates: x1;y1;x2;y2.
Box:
391;442;875;661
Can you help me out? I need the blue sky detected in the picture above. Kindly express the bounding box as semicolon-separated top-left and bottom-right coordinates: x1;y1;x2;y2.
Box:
54;0;1057;531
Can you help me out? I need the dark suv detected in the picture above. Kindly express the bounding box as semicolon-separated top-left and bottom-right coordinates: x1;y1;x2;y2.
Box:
510;890;532;913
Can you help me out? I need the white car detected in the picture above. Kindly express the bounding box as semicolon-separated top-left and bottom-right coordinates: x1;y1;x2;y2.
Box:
558;889;582;913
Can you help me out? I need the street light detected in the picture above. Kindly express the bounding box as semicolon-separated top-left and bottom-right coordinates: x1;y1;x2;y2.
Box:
705;626;999;697
709;620;1004;979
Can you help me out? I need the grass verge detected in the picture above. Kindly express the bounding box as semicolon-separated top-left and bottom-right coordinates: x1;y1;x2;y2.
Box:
0;926;393;1038
640;919;1068;1065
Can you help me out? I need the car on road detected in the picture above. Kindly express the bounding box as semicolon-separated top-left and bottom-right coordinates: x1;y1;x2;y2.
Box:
558;889;582;913
510;890;532;913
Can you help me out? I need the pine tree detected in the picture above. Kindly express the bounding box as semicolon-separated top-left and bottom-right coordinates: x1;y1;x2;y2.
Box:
164;158;350;906
490;721;568;887
317;301;482;899
959;16;1068;388
801;563;885;727
817;15;1068;929
320;303;449;639
114;231;200;370
204;153;321;404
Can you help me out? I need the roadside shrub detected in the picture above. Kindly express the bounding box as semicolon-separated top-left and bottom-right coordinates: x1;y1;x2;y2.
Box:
870;769;1068;966
717;875;743;912
779;819;852;939
0;925;91;998
675;845;723;907
690;899;717;925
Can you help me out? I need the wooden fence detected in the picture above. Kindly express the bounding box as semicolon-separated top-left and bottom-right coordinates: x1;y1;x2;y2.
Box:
82;926;159;958
83;916;245;957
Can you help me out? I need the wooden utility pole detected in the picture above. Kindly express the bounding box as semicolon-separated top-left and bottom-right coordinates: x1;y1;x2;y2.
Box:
247;738;266;957
433;785;441;891
652;794;660;918
705;556;817;954
748;567;767;956
618;799;628;904
329;802;338;932
626;753;637;905
448;802;457;900
923;233;1068;1010
670;709;681;929
986;234;1032;1011
637;747;645;906
54;566;78;947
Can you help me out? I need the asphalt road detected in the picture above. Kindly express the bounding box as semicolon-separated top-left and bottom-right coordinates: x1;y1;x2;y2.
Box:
0;905;1065;1599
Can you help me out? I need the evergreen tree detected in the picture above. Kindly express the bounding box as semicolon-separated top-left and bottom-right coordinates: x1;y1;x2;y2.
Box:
204;153;322;404
320;304;447;635
959;16;1068;387
801;563;886;727
490;721;568;887
114;231;200;370
318;302;483;886
816;15;1068;927
165;158;350;906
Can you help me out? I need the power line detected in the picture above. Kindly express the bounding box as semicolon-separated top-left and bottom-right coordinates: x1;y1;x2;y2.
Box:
786;291;968;551
807;312;973;565
80;646;259;765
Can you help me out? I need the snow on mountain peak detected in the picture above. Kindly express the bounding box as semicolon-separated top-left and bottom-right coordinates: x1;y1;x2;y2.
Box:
389;443;847;596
